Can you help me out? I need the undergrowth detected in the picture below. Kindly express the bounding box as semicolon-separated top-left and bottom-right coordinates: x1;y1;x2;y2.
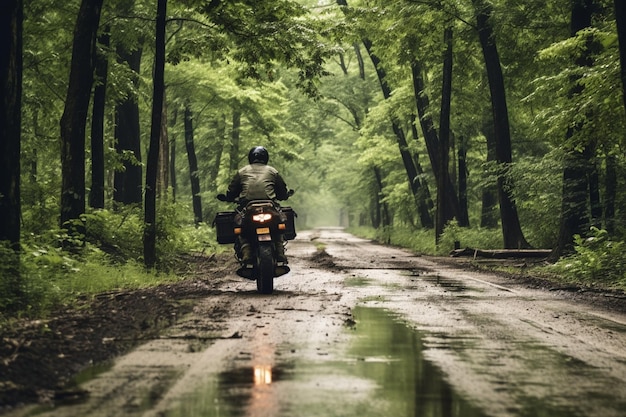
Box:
349;224;626;291
0;205;220;321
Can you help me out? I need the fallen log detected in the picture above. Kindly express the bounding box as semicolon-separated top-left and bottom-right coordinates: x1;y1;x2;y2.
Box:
450;247;552;259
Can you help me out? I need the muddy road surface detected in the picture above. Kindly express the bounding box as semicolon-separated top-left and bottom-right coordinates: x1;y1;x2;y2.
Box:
4;228;626;417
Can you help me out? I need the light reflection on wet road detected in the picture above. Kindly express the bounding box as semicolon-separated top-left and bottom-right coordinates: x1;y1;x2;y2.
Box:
164;306;488;417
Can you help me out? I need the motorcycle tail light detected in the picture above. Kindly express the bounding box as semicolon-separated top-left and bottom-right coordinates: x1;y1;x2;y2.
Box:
252;213;272;222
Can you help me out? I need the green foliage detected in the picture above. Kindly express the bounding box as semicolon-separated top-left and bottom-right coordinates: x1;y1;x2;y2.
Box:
551;227;626;286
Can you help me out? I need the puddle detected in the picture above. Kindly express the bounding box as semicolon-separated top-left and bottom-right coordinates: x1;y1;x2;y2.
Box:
344;276;372;287
420;275;469;292
164;307;488;417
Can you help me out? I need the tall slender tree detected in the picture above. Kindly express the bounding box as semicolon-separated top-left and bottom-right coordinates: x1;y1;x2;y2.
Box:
473;0;530;249
90;29;110;209
59;0;104;235
0;0;23;307
144;0;167;268
0;0;22;247
184;103;202;226
551;0;597;259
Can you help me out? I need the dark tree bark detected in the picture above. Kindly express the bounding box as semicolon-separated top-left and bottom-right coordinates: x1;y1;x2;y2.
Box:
60;0;104;235
170;108;178;201
144;0;167;268
410;59;460;225
373;167;391;228
473;0;530;249
0;0;23;307
480;124;499;228
229;110;241;173
437;26;454;242
90;29;110;209
0;0;22;246
551;0;596;260
409;117;435;210
615;0;626;112
209;116;226;184
113;47;143;206
157;90;169;197
457;136;470;228
184;103;203;226
353;43;365;80
604;154;616;234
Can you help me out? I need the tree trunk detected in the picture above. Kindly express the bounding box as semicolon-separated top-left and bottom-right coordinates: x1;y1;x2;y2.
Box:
409;116;435;218
604;153;616;234
157;89;169;198
437;26;454;242
144;0;167;269
0;0;23;307
170;108;178;201
457;135;470;227
113;47;143;206
480;123;499;228
89;29;109;209
60;0;104;236
373;167;391;227
585;144;602;228
473;0;530;249
615;0;626;112
550;0;596;260
208;115;226;188
353;42;365;80
410;59;460;224
184;103;203;226
229;110;241;173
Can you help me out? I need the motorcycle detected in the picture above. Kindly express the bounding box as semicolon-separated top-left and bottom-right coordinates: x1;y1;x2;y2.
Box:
213;192;296;294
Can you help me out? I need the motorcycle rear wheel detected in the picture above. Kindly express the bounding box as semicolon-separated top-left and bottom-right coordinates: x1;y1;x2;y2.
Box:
256;243;274;294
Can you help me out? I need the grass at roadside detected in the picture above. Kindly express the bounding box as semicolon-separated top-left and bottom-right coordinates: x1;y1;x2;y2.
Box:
348;225;626;292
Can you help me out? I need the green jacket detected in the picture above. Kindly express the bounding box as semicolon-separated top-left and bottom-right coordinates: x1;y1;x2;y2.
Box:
226;163;288;202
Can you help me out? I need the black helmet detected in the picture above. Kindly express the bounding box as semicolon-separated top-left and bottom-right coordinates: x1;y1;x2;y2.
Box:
248;146;269;164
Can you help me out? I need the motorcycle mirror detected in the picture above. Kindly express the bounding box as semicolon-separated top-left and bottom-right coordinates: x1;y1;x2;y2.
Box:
288;189;295;197
216;194;227;202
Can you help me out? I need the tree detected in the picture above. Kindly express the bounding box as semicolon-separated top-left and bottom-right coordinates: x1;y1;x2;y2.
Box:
472;0;530;249
184;102;203;226
59;0;104;235
89;29;110;209
113;46;144;206
0;0;22;247
0;0;23;308
551;0;597;259
144;0;167;268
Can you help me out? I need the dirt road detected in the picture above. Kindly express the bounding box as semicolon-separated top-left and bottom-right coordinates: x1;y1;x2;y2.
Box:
5;228;626;417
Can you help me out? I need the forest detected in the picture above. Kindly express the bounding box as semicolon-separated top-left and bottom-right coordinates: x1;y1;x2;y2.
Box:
1;0;625;316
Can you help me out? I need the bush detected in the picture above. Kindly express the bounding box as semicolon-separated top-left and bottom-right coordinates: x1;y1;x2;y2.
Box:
552;227;626;287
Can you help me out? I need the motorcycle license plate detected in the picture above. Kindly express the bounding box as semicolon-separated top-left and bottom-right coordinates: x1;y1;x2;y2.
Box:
256;227;270;235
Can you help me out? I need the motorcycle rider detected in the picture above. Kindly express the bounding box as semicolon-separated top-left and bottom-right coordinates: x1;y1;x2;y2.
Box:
224;146;290;276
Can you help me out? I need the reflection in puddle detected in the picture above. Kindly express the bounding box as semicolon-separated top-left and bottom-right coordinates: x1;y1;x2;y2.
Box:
254;365;272;385
343;307;487;417
164;307;488;417
421;275;469;292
